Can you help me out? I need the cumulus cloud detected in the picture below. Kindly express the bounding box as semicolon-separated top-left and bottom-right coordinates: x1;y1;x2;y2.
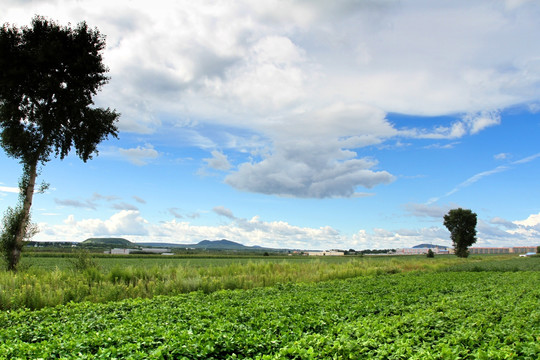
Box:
224;103;397;198
350;226;451;250
35;206;540;249
477;214;540;247
39;210;149;240
513;212;540;228
118;144;159;166
203;150;231;171
4;0;540;201
226;154;394;198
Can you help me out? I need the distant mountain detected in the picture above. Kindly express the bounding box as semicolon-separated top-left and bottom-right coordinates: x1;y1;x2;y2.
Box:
412;244;449;249
137;239;276;251
197;239;249;249
82;238;134;247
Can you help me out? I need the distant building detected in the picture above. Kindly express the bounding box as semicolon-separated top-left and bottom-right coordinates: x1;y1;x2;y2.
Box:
107;248;171;255
395;246;449;255
469;246;537;254
393;245;538;256
469;247;510;254
110;248;131;255
510;246;537;254
307;250;344;256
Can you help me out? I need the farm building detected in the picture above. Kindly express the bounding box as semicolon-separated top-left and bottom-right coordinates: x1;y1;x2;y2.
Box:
469;246;537;254
395;246;450;255
307;251;344;256
469;247;511;254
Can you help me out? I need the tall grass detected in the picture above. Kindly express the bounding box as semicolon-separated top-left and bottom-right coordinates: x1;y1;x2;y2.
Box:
0;254;533;310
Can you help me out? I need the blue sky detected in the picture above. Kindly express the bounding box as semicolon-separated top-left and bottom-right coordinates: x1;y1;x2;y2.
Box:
1;0;540;250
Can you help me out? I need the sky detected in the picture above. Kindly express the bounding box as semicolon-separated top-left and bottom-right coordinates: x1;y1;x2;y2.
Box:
1;0;540;250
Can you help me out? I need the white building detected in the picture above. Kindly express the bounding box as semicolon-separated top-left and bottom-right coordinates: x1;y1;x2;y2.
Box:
307;250;344;256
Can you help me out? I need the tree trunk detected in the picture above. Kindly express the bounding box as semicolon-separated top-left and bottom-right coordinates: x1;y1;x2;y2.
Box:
10;161;38;271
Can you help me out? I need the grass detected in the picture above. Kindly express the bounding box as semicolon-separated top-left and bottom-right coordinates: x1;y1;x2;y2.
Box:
0;253;537;310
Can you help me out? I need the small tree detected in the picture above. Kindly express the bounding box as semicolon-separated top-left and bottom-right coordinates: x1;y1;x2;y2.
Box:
443;208;477;258
0;16;119;270
426;249;435;258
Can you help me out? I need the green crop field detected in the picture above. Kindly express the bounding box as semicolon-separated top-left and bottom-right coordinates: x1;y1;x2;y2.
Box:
4;254;530;310
0;255;538;359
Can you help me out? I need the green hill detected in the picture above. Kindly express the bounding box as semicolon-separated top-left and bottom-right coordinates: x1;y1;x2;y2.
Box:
81;238;133;247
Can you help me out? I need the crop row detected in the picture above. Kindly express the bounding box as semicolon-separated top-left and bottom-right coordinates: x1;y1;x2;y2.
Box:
0;255;477;310
1;271;538;359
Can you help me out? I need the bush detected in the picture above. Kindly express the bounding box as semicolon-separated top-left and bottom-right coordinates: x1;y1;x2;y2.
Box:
69;251;99;272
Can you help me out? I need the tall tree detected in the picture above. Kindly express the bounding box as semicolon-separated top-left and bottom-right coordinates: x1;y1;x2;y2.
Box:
443;208;477;258
0;16;119;270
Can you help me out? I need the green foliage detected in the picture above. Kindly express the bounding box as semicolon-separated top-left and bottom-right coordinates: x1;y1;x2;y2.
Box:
0;205;37;271
2;254;537;310
0;271;538;359
426;249;435;258
0;15;120;165
69;250;99;272
444;208;478;258
0;15;119;270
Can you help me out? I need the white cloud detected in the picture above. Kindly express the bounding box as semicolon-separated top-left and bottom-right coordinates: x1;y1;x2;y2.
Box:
225;103;397;198
512;152;540;165
38;210;148;241
350;226;451;250
203;150;231;171
463;111;501;134
35;207;540;249
226;151;394;198
428;165;509;204
118;144;159;166
0;185;19;194
424;142;460;150
513;212;540;227
428;151;540;204
494;153;510;160
3;0;540;200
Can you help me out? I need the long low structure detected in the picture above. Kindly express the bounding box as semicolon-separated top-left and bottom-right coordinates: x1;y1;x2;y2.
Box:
306;251;344;256
469;246;537;254
395;246;538;255
395;247;450;255
108;248;171;255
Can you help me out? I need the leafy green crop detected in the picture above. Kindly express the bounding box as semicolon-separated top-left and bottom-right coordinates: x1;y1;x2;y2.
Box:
1;271;538;359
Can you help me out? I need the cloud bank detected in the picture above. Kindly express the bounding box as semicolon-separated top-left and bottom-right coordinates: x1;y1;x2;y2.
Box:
4;0;539;199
